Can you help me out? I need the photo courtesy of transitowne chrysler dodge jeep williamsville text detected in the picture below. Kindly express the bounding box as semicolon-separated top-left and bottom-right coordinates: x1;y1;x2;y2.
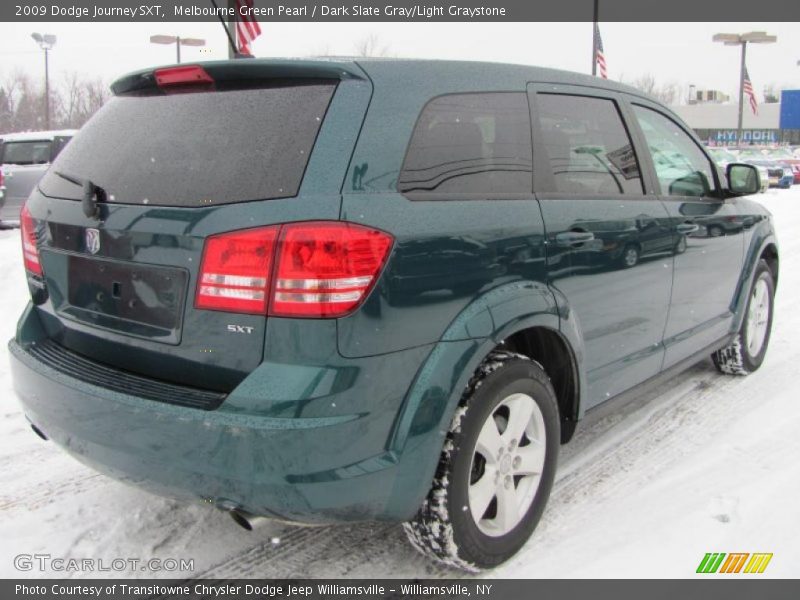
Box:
10;58;777;570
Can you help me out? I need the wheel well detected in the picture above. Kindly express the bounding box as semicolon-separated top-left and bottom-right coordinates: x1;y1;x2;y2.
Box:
761;244;779;287
501;327;579;444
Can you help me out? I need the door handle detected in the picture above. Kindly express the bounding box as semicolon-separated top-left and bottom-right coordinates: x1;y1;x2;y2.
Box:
676;222;699;234
555;231;595;246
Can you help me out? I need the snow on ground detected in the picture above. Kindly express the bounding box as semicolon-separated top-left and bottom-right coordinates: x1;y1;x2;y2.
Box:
0;188;799;579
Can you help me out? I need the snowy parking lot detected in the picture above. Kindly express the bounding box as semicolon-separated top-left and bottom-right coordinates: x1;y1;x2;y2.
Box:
1;188;798;579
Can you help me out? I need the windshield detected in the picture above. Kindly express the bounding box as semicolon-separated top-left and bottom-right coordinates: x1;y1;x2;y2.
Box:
1;140;53;165
39;81;336;207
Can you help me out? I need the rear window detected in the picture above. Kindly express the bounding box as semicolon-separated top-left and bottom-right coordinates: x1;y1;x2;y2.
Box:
2;141;53;165
398;93;533;195
39;82;336;207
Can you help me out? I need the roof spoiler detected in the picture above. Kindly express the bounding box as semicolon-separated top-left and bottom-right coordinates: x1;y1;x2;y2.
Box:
111;59;366;96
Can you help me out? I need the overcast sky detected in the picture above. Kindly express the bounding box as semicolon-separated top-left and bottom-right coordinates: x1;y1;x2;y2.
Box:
1;22;798;101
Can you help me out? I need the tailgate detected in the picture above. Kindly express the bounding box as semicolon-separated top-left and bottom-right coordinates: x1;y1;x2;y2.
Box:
20;61;370;393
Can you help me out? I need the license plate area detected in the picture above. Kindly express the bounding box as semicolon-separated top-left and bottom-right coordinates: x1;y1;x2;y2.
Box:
59;254;188;344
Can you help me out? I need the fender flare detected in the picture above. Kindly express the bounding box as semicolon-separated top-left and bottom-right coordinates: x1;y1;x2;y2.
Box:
730;229;778;334
384;280;585;519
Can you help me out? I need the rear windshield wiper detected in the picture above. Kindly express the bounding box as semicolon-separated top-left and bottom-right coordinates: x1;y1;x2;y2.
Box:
54;171;105;220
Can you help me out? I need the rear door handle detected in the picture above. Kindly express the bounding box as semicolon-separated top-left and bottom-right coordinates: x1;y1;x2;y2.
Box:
555;231;595;246
676;222;699;234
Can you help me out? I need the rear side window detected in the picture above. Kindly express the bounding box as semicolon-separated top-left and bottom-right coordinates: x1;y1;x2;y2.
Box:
2;141;53;165
398;93;532;195
39;82;336;207
536;94;643;195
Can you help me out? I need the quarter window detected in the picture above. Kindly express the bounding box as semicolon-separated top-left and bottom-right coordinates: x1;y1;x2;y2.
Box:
398;93;533;195
633;105;718;197
536;94;643;195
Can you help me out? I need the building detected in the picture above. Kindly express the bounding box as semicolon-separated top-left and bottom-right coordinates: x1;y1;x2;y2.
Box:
672;89;800;146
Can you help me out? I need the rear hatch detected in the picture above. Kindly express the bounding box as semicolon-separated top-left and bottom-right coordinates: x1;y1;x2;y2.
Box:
23;61;362;393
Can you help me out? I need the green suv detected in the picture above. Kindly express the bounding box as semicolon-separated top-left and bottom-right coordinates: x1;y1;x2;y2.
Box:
9;59;777;570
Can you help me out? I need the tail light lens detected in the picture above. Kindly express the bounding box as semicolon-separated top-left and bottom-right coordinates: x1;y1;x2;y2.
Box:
195;226;279;313
271;222;393;317
20;205;43;276
195;222;393;318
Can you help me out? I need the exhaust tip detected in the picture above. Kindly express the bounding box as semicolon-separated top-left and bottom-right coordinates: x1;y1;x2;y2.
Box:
30;423;48;441
229;510;254;531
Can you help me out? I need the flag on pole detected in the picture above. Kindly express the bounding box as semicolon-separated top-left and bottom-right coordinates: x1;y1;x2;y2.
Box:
743;67;758;115
235;0;262;55
594;23;608;79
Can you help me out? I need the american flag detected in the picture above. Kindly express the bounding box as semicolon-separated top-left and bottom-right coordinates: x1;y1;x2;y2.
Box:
743;66;758;115
594;23;608;79
235;0;262;55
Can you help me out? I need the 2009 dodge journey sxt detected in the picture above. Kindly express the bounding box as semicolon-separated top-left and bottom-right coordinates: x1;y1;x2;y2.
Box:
10;58;777;570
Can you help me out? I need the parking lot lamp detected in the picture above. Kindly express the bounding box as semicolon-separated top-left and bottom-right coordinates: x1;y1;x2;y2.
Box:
149;35;206;64
30;33;56;129
712;31;777;148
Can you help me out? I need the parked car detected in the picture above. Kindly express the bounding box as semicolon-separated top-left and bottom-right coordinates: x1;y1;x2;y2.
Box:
766;149;800;184
10;59;777;570
0;129;76;227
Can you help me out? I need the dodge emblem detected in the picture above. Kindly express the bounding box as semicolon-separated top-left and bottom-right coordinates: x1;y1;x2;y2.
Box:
85;228;101;255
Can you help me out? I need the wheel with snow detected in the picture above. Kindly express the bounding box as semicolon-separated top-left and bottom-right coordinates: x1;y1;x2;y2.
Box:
712;259;775;375
403;351;560;570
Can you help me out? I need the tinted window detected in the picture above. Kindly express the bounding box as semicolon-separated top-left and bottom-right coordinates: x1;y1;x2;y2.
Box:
633;105;718;197
536;94;643;195
39;82;335;207
2;141;53;165
398;93;532;194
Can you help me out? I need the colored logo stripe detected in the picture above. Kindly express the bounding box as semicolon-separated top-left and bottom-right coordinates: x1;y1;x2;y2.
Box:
744;553;773;573
697;553;726;573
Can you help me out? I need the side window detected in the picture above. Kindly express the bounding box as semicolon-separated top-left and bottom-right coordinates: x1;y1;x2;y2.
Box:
51;136;72;161
398;93;532;195
632;105;718;198
535;93;643;195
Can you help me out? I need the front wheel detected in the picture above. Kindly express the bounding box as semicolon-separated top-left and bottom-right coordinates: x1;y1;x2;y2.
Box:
403;351;560;570
713;259;775;375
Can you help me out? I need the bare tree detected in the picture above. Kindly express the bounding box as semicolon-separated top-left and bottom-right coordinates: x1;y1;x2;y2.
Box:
353;34;389;58
622;73;682;105
0;69;109;133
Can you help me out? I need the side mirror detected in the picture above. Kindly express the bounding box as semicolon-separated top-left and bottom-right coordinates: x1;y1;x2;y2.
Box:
726;163;760;196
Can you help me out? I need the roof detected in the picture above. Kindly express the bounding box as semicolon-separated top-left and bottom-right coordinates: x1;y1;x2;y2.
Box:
111;57;656;101
1;129;78;142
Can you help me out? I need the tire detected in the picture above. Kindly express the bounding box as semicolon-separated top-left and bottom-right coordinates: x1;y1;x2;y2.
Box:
707;225;724;238
403;350;560;571
620;244;639;268
712;260;775;375
674;236;687;255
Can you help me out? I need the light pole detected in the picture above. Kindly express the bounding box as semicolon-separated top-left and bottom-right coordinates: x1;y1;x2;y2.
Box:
149;35;206;64
31;32;56;130
713;31;777;148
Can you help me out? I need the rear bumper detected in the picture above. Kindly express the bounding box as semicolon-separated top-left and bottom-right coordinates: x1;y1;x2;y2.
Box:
10;305;434;523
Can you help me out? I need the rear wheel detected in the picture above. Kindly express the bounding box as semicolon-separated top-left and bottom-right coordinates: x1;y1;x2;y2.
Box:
713;260;774;375
403;351;559;570
621;244;639;268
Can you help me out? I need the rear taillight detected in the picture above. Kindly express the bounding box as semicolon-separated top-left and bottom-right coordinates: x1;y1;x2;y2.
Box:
195;226;279;314
271;222;393;318
0;168;5;187
195;222;393;318
20;205;42;276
